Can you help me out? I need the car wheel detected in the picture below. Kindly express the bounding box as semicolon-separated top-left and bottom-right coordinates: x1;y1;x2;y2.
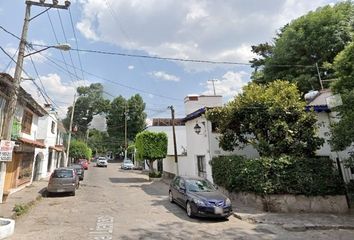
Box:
71;191;76;196
186;202;194;218
169;191;174;203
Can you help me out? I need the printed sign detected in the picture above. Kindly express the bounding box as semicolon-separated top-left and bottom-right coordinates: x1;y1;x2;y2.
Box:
0;140;15;162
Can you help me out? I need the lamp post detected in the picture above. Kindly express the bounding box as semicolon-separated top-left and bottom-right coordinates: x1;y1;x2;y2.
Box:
0;0;71;203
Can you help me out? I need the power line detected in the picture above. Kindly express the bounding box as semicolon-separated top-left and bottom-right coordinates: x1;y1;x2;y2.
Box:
46;11;78;88
56;10;80;84
68;8;85;80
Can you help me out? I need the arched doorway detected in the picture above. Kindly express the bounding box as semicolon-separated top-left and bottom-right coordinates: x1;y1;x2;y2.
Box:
33;152;44;181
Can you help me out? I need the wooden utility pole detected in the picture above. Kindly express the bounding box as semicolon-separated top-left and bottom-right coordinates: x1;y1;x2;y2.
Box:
124;104;128;160
66;93;76;166
208;79;218;95
168;105;178;175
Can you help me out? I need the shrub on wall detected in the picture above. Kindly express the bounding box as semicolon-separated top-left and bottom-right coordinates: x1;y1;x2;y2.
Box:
211;155;345;196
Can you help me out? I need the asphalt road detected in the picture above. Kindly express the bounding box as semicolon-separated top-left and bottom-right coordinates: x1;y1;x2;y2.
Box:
9;162;354;240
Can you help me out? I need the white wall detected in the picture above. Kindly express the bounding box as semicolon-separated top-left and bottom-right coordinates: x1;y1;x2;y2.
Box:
184;95;222;115
315;111;354;182
185;115;259;183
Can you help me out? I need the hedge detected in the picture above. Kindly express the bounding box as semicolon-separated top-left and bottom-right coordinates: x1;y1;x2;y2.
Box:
211;155;345;196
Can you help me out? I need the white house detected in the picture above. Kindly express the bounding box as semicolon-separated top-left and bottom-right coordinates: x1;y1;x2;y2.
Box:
146;118;188;178
1;73;48;199
35;104;66;181
182;95;259;182
306;89;354;183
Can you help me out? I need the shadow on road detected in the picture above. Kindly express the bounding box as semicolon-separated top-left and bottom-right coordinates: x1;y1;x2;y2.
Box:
109;177;149;183
117;221;275;240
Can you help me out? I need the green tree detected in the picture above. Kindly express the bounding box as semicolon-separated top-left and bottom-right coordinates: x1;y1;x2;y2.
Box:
250;2;354;93
135;131;167;173
207;80;324;157
330;42;354;153
69;139;92;161
64;83;110;139
106;94;147;147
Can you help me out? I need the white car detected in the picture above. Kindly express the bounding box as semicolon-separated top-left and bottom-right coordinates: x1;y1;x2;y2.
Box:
121;159;134;170
96;157;108;168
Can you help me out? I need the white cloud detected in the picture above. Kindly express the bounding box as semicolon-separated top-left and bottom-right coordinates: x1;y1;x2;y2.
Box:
150;71;180;82
20;73;90;118
202;71;249;97
128;65;135;70
77;0;333;70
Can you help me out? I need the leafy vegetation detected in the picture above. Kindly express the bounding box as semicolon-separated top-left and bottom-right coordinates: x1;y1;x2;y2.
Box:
330;42;354;154
250;2;354;93
106;94;147;150
63;83;110;139
135;131;167;173
211;155;345;196
207;80;323;157
69;139;92;161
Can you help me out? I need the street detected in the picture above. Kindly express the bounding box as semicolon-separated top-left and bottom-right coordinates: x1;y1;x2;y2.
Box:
9;162;354;240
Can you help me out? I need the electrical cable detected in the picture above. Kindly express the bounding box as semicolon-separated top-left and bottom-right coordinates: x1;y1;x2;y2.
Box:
68;8;85;80
46;11;78;88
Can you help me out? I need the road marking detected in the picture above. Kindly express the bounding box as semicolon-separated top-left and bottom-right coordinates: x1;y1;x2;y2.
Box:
89;216;114;240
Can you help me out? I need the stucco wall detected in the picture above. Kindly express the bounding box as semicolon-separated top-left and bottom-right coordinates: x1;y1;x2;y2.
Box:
219;187;348;213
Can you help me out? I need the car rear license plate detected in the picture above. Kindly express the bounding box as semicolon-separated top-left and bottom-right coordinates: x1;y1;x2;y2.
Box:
57;189;65;192
214;207;223;214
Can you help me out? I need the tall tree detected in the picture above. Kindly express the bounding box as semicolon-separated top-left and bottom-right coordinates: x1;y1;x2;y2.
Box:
250;2;354;93
207;80;324;157
106;94;147;148
64;83;110;139
330;42;354;152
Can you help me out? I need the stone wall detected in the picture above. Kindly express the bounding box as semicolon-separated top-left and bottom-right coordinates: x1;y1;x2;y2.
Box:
219;187;348;213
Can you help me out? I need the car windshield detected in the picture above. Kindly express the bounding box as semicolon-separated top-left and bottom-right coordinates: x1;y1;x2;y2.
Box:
186;179;216;192
53;170;73;178
124;160;133;164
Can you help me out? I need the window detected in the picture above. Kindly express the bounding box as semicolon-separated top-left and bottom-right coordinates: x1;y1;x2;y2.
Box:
197;155;206;178
51;121;56;134
21;109;33;134
211;121;218;133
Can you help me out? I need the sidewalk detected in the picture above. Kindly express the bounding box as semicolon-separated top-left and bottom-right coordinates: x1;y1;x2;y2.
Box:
0;179;48;219
232;198;354;232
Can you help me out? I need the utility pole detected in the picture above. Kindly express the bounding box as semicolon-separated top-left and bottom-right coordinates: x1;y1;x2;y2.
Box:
168;105;178;175
66;93;76;166
316;62;324;90
208;79;218;95
124;104;128;160
0;0;70;203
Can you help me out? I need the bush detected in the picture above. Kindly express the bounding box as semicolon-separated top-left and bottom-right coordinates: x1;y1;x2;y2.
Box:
149;171;162;178
211;155;345;196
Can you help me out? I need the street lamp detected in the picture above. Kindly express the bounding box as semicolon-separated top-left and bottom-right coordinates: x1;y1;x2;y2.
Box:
25;43;71;57
194;123;201;134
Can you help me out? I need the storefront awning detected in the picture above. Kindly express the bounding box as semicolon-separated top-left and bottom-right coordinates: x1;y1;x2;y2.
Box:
18;137;46;149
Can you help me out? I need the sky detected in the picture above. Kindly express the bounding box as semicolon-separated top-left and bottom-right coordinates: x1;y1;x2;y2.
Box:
0;0;339;124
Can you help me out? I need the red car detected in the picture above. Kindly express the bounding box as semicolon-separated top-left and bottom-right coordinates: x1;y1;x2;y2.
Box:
78;159;89;170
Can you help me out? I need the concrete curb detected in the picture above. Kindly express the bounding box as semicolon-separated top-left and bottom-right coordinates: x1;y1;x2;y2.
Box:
233;212;354;232
0;218;15;239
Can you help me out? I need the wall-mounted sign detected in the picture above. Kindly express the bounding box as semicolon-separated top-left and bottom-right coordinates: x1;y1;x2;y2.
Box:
0;140;15;162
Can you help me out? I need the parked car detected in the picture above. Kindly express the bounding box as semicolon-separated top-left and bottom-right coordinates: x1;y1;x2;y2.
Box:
78;159;89;170
96;157;108;167
68;164;85;181
47;168;79;196
169;176;233;219
121;159;134;170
